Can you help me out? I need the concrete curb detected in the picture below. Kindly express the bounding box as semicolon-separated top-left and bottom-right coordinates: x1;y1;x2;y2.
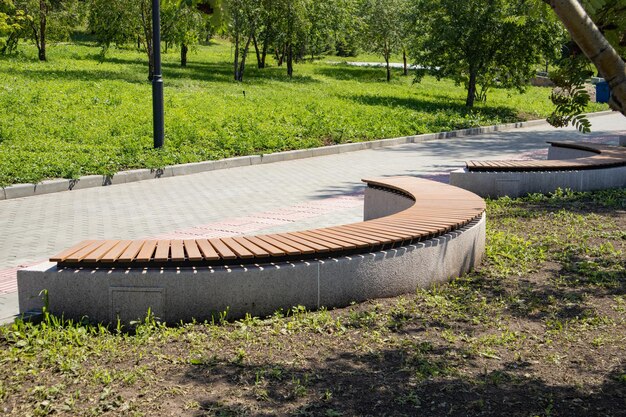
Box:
0;110;615;201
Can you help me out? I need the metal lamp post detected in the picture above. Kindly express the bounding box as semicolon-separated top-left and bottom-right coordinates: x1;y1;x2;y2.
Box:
152;0;164;148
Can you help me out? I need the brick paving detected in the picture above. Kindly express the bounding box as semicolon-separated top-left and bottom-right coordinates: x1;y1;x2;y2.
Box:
0;113;624;322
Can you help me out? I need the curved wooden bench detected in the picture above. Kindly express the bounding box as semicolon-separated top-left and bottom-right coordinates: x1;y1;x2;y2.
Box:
466;142;626;172
49;177;486;268
19;177;487;323
450;141;626;198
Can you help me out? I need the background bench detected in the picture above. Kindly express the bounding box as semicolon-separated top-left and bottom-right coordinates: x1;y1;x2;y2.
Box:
18;177;486;324
450;141;626;198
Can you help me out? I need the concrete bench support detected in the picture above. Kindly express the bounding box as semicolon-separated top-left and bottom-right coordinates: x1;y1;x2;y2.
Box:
17;179;486;324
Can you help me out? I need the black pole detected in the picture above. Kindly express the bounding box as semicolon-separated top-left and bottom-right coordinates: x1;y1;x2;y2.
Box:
152;0;164;148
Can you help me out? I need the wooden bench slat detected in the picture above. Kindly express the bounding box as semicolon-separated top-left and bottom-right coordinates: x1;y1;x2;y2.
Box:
117;240;146;262
100;240;133;262
135;240;158;262
231;236;271;258
83;240;122;262
288;232;344;251
255;235;302;255
282;233;332;253
170;240;186;261
153;240;171;262
317;228;375;247
221;237;256;259
338;224;406;243
207;239;237;260
197;239;223;260
263;234;315;255
243;236;286;257
299;230;359;250
183;240;203;261
65;241;109;263
50;240;97;262
323;227;384;246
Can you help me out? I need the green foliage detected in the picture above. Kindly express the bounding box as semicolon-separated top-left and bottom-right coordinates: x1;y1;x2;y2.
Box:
411;0;564;107
547;55;593;132
362;0;406;81
0;0;31;54
0;41;607;186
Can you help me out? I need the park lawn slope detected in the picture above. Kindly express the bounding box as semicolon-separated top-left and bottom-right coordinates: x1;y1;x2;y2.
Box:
0;40;608;186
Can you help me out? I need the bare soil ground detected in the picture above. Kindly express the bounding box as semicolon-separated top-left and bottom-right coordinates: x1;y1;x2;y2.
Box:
1;188;624;417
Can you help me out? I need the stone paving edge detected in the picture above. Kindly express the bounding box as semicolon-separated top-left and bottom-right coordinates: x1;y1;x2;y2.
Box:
0;110;615;201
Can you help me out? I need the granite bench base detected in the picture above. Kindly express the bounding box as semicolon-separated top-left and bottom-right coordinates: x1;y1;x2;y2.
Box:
17;214;485;324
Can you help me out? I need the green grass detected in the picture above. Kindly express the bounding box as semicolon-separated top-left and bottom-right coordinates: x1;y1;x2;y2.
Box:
0;39;608;186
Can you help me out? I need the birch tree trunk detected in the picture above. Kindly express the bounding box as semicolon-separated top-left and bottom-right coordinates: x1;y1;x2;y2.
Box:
547;0;626;116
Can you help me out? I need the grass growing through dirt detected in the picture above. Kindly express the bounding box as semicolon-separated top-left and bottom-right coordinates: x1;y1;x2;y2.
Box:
0;39;608;186
1;188;624;416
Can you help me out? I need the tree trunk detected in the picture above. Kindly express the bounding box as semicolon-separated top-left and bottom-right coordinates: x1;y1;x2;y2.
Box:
237;35;253;82
466;70;477;107
181;43;188;67
38;0;47;61
233;33;240;81
547;0;626;116
386;57;391;82
260;37;269;68
253;35;263;69
403;50;408;76
287;43;293;78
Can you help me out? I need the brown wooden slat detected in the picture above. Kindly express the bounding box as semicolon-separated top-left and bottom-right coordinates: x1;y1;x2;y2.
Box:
254;235;301;255
312;229;374;248
336;224;405;243
50;240;96;262
231;237;270;258
65;241;108;263
221;237;255;259
243;236;286;257
118;240;146;262
170;240;186;261
282;233;332;252
265;234;315;255
135;240;158;262
183;240;203;261
153;240;171;262
207;239;237;260
196;239;222;260
83;240;121;262
299;230;358;250
288;232;343;251
100;240;133;262
323;227;382;246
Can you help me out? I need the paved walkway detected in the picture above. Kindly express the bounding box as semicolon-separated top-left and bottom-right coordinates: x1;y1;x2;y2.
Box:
1;113;624;323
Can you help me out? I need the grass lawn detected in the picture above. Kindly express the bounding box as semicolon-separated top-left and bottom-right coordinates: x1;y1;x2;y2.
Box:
1;188;624;416
0;39;608;186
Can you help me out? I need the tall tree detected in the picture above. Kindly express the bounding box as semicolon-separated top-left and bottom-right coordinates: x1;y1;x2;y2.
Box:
363;0;404;81
545;0;626;116
14;0;79;61
411;0;562;107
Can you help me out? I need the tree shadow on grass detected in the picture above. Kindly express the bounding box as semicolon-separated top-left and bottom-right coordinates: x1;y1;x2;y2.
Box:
315;64;405;82
182;347;626;417
344;93;520;122
0;55;319;85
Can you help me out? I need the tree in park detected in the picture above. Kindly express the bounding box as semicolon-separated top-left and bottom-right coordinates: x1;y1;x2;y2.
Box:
545;0;626;118
11;0;80;61
0;1;30;54
362;0;406;82
226;0;259;81
161;0;208;67
410;0;562;107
